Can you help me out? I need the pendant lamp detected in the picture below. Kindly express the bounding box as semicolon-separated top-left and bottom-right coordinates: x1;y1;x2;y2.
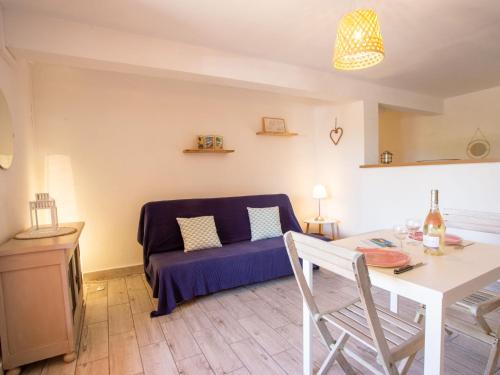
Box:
333;8;384;70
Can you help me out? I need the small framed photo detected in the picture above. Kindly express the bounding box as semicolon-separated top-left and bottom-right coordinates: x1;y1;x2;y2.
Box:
197;135;223;149
214;135;223;150
262;117;287;133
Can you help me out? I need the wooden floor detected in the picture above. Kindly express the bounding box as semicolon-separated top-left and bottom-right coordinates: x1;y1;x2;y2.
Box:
18;269;499;375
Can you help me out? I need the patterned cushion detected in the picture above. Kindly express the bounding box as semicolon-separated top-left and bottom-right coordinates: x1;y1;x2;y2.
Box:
247;206;283;241
176;216;222;252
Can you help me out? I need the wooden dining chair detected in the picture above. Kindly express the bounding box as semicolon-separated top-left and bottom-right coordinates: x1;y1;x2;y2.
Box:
284;231;424;375
445;289;500;375
441;208;500;374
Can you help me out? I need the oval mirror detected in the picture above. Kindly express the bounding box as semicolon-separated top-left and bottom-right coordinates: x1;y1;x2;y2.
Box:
0;90;14;169
467;139;490;159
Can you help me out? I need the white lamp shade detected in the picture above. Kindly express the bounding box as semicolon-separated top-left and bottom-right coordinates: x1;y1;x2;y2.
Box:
45;154;78;222
312;184;328;199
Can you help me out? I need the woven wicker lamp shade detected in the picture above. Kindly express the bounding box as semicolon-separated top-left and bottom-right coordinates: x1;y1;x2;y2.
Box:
333;9;384;70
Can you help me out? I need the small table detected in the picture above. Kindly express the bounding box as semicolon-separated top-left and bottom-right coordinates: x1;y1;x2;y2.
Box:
304;217;339;240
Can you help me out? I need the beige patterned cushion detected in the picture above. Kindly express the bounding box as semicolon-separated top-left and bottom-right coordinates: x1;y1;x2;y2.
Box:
247;206;283;241
176;216;222;252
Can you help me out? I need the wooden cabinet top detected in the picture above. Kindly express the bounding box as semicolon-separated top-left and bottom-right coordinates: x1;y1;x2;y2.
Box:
0;222;85;257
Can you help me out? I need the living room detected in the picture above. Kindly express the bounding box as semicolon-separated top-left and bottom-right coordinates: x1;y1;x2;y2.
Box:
0;1;499;375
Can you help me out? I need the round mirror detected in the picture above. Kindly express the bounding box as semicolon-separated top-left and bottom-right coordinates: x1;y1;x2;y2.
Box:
0;90;14;169
467;139;490;159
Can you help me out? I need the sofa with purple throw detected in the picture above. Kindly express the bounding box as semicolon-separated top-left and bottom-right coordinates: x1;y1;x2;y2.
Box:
137;194;303;316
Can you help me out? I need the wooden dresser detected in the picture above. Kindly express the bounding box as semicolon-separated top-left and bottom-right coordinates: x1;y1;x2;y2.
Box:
0;222;85;375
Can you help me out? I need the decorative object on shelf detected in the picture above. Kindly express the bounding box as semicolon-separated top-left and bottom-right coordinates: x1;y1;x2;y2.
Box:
333;8;384;70
262;117;287;133
467;128;490;159
197;135;223;150
329;117;344;145
380;150;393;164
0;89;14;170
14;193;77;239
312;184;328;221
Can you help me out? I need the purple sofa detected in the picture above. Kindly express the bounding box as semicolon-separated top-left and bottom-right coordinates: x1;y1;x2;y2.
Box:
137;194;303;316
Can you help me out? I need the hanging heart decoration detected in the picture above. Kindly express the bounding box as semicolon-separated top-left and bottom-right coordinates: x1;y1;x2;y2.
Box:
329;117;343;146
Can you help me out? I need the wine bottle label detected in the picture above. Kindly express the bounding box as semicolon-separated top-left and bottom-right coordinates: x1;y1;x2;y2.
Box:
423;235;440;248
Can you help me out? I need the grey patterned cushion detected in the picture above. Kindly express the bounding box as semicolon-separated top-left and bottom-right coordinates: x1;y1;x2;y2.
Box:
247;206;283;241
176;216;222;252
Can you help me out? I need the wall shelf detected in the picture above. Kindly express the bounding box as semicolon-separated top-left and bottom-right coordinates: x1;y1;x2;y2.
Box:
359;158;500;169
183;149;235;154
256;131;298;137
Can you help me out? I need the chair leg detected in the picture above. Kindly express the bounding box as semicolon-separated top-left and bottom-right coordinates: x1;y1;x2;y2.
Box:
397;352;416;375
317;332;354;375
484;338;499;375
336;353;357;375
397;305;425;375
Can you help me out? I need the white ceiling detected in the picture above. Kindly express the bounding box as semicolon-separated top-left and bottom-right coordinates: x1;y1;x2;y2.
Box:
2;0;500;98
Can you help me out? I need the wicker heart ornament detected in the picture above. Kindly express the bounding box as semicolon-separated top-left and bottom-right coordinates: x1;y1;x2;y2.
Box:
330;118;343;146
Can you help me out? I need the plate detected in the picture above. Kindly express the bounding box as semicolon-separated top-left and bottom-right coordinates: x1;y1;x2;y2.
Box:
409;231;462;245
356;247;410;268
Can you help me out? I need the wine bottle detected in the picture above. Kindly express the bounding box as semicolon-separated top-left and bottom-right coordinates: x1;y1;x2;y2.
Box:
423;189;445;255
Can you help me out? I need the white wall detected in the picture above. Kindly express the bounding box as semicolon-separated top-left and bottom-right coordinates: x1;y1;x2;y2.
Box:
314;101;500;245
360;162;500;244
0;57;36;243
31;64;500;272
380;86;500;162
32;64;327;272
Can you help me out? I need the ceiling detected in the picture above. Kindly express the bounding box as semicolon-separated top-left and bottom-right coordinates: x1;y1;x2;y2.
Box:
2;0;500;98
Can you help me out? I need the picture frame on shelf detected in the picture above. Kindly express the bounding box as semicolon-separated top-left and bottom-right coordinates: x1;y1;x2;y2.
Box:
197;135;223;150
262;117;287;133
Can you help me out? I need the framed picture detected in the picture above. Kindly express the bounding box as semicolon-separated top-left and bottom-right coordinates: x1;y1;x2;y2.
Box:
262;117;287;133
197;135;223;149
214;135;223;150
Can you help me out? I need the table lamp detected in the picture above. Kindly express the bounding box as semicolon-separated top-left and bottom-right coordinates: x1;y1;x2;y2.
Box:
312;184;327;221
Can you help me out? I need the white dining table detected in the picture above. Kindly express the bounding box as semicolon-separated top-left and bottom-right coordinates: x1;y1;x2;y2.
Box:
301;230;500;375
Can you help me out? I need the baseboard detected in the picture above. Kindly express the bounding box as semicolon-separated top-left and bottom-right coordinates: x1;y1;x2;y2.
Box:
83;264;143;281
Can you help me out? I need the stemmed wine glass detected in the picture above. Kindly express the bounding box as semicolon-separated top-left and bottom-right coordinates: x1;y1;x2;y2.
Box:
406;219;421;245
393;225;409;250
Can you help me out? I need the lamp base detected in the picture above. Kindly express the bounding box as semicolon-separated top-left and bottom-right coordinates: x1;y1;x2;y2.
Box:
314;215;325;222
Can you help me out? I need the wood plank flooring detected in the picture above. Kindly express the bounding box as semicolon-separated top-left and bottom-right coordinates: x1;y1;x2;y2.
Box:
16;270;500;374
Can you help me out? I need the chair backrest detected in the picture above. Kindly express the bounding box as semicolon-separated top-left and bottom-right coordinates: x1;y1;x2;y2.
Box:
283;231;393;362
444;208;500;234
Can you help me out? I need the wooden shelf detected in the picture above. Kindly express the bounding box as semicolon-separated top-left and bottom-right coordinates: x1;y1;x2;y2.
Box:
360;158;500;169
256;131;298;137
183;149;235;154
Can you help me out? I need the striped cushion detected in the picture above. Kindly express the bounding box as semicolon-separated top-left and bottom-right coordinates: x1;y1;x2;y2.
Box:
176;216;222;252
247;206;283;241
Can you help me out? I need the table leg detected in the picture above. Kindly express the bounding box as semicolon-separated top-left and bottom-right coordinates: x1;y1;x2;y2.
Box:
318;223;323;235
306;223;310;234
424;300;445;374
330;223;335;240
390;292;398;313
303;259;313;375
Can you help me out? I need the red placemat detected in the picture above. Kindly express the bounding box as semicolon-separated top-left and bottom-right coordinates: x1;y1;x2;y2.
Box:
356;247;410;268
409;231;462;245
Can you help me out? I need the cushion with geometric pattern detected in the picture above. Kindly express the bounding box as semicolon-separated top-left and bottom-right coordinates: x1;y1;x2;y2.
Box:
247;206;283;241
176;216;222;252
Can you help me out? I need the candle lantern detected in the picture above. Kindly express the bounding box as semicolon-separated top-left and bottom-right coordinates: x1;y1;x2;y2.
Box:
30;193;59;231
380;150;393;164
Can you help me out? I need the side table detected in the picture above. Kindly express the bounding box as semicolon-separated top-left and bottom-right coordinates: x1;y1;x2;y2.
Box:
304;217;339;240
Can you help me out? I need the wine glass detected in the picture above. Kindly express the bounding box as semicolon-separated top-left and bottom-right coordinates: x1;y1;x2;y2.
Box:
393;225;408;250
406;218;421;245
